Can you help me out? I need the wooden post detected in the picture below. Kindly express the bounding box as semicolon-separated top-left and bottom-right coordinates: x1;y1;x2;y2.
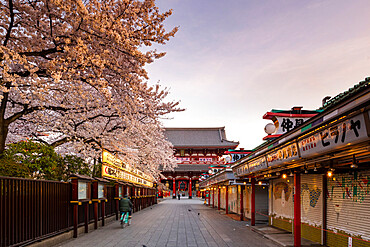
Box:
84;202;89;233
226;186;229;214
115;183;119;220
294;173;301;247
251;178;256;226
92;180;98;229
102;200;105;226
240;185;244;221
71;177;78;238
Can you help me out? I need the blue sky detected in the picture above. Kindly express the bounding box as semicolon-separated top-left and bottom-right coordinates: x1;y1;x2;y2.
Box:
146;0;370;149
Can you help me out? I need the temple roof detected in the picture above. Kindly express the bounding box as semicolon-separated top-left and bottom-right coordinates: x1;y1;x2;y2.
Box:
163;127;239;149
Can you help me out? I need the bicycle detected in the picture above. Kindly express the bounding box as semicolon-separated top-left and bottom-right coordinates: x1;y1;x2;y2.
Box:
120;211;130;228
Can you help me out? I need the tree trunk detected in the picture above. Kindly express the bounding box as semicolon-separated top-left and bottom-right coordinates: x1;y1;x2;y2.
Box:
0;121;8;154
0;83;10;154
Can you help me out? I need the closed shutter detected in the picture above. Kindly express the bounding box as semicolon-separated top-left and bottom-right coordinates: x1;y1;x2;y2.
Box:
244;186;251;218
220;187;226;209
230;186;238;213
301;174;323;244
327;171;370;245
272;178;294;232
256;185;268;223
301;174;323;226
272;178;294;219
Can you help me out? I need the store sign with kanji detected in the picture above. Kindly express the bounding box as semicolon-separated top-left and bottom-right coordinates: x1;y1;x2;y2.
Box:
274;116;311;135
236;164;249;176
102;150;154;187
298;112;369;158
248;157;267;173
230;153;247;162
267;142;299;168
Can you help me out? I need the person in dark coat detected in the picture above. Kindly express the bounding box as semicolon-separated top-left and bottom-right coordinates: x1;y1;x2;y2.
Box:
177;193;180;200
119;194;133;221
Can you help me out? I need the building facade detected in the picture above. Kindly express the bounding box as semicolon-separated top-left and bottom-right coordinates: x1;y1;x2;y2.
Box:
160;127;239;199
201;78;370;247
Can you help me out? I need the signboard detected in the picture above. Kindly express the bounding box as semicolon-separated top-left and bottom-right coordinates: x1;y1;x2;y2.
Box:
298;113;369;158
230;153;247;162
248;157;267;173
102;150;128;170
98;184;105;198
266;142;299;168
102;164;153;187
274;116;311;135
176;157;190;162
78;181;89;200
199;158;213;162
235;164;249;177
102;150;154;187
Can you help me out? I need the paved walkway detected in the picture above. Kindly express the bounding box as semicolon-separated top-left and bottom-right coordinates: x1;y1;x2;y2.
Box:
56;197;279;247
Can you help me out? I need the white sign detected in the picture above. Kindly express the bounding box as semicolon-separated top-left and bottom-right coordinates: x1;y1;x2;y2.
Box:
199;157;213;162
298;113;369;158
78;181;88;200
230;153;247;162
275;116;311;135
98;184;104;198
176;157;190;162
348;236;352;247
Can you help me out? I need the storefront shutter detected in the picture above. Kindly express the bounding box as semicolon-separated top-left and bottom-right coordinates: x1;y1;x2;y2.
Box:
327;171;370;246
301;174;323;244
271;178;294;232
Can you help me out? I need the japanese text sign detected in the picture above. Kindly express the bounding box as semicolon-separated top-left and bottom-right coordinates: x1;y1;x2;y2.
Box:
248;157;267;173
267;143;299;168
298;113;369;158
275;116;311;135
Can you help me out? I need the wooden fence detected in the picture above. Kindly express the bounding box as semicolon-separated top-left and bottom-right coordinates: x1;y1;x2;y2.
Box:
0;176;155;247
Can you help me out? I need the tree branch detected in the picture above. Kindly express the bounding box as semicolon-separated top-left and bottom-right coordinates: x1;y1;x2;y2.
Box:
3;0;15;46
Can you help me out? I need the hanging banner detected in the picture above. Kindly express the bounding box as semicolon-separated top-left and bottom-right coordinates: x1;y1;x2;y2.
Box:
298;113;369;158
266;142;299;168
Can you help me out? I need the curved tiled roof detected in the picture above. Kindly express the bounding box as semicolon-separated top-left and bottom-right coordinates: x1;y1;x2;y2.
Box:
319;77;370;110
164;127;239;148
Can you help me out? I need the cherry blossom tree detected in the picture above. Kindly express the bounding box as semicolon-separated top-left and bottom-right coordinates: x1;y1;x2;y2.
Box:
0;0;180;174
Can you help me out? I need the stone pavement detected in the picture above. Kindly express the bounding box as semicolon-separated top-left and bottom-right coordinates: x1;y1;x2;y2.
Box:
250;226;321;247
56;197;279;247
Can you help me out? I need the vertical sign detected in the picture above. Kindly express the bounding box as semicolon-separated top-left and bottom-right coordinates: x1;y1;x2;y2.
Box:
348;237;352;247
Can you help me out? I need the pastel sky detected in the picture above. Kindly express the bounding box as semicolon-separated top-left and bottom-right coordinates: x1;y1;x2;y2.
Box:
146;0;370;149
